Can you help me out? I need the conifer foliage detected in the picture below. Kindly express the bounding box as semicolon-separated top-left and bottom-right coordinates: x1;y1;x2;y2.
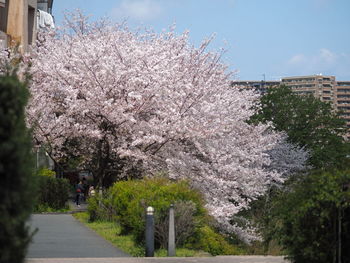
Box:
0;75;34;263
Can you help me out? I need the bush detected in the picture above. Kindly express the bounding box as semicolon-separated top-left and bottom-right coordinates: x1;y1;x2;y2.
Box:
155;200;198;248
87;189;115;222
89;177;206;248
34;169;70;211
189;225;244;256
0;75;35;263
37;168;55;177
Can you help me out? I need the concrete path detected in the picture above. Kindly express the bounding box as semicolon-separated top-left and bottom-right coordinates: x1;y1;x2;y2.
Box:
26;214;288;263
27;214;129;258
27;256;288;263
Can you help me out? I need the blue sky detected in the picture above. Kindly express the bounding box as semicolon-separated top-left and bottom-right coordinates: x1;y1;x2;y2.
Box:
52;0;350;81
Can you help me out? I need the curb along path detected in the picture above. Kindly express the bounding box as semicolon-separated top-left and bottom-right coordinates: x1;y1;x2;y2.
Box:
27;256;288;263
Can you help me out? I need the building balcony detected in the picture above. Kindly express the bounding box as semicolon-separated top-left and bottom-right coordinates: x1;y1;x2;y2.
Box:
37;0;53;14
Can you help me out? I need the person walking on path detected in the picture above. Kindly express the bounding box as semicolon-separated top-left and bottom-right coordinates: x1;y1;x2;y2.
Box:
75;181;84;207
82;176;89;201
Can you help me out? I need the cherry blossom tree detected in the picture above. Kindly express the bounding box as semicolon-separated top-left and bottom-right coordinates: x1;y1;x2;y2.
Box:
26;13;308;242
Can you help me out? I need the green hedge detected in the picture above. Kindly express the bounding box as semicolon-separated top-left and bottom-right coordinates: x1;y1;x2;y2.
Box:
189;225;244;255
87;177;243;255
34;169;70;211
88;177;206;247
0;75;35;263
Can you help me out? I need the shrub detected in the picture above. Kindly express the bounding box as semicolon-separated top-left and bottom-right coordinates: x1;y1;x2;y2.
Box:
155;200;199;248
0;75;35;263
87;190;116;222
89;177;206;248
189;225;244;256
37;168;55;177
34;169;70;211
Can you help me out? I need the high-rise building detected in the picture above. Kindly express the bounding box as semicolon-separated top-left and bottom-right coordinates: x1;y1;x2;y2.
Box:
336;81;350;129
233;75;350;135
231;80;280;94
281;75;335;104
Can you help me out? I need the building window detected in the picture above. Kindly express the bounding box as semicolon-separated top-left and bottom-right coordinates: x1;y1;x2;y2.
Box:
338;83;350;87
338;101;350;105
338;94;350;98
338;89;350;93
0;0;6;32
28;6;35;45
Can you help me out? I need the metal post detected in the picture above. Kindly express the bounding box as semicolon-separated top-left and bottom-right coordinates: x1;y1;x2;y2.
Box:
98;186;103;207
168;204;175;256
145;206;154;257
36;146;39;170
338;206;342;263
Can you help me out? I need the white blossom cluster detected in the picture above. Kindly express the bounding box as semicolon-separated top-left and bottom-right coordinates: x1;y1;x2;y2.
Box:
26;13;308;242
0;47;28;77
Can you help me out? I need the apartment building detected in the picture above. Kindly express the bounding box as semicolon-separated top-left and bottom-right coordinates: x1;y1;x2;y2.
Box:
0;0;54;53
281;75;335;104
233;75;350;134
37;0;53;14
281;76;350;130
336;81;350;129
232;80;280;94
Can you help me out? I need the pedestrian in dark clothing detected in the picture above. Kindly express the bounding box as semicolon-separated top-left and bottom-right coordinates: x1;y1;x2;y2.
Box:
82;177;88;201
75;181;84;207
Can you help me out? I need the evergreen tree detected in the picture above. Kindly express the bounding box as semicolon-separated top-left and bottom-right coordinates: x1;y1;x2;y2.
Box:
251;85;349;169
274;170;350;263
0;75;35;263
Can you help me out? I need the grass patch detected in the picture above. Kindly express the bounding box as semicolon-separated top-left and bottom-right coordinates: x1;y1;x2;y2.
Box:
155;248;211;257
73;212;210;257
73;212;146;256
34;203;70;213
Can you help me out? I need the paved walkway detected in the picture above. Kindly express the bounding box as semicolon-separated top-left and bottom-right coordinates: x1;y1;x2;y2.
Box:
26;214;288;263
27;214;129;258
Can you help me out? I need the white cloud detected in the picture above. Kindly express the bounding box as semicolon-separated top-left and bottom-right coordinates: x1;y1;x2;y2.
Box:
111;0;163;21
319;48;336;64
287;48;338;68
287;54;306;65
285;48;350;78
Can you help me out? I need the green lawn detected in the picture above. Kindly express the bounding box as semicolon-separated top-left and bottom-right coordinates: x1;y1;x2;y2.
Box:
73;212;210;257
34;203;70;213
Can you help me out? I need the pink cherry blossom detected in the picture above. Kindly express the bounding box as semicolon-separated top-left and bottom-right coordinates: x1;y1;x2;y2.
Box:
25;12;308;242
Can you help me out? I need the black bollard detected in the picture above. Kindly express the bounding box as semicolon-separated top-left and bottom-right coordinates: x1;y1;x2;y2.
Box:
145;206;155;257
